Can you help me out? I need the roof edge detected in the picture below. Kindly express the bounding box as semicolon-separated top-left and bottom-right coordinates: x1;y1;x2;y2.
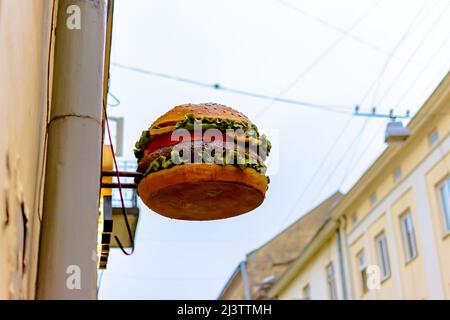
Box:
268;218;339;298
332;72;450;220
247;191;343;257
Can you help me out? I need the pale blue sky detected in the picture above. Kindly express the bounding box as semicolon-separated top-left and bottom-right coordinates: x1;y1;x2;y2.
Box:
99;0;450;299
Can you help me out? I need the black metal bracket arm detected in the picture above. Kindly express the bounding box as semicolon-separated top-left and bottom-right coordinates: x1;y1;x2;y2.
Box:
99;170;142;257
101;171;142;189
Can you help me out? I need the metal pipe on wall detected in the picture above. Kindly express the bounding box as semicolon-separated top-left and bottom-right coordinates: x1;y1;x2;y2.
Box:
37;0;108;299
336;226;348;300
240;261;252;300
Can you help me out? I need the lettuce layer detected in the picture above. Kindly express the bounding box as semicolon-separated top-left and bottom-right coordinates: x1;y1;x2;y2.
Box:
135;148;269;185
134;113;272;163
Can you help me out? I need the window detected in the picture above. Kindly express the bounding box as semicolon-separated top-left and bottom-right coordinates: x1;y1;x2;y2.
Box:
400;211;418;262
370;192;378;206
326;263;338;300
104;117;124;156
438;177;450;232
357;250;368;294
375;232;391;280
302;283;311;300
351;213;358;225
394;168;402;182
428;130;439;146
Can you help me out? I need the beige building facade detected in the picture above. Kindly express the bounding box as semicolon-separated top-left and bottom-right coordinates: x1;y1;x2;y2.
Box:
271;73;450;300
221;73;450;300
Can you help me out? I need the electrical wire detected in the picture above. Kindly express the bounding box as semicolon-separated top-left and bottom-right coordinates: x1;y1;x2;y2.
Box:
309;119;374;206
275;117;371;230
97;270;105;295
314;0;446;199
112;62;450;120
375;1;450;107
337;121;387;191
394;32;450;109
276;96;371;229
103;97;135;256
332;6;448;189
333;0;436;189
277;115;353;228
369;0;435;106
352;0;434;110
414;70;450;113
337;118;370;188
253;0;383;120
138;237;259;243
101;274;227;281
276;2;431;229
112;62;351;114
271;0;440;70
107;91;121;107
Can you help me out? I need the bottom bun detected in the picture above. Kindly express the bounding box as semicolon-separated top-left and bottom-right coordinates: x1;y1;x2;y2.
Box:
137;164;267;220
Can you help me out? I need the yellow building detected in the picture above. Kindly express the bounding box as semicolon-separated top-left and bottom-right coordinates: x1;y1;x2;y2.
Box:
219;192;343;300
268;72;450;300
220;72;450;300
267;217;347;300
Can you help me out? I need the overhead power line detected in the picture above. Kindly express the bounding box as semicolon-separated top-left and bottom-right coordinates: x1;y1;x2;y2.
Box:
278;114;353;228
395;33;450;108
272;0;441;70
337;121;387;191
276;1;433;228
112;62;352;114
310;1;448;203
253;0;383;120
368;0;435;106
329;1;450;194
113;62;433;121
101;274;227;281
332;0;437;192
310;117;373;206
376;1;450;106
337;118;370;189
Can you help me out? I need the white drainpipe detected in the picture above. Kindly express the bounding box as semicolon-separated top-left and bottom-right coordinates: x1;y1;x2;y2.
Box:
37;0;107;299
240;261;252;300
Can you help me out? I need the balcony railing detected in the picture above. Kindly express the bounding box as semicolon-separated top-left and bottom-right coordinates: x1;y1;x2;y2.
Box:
111;160;138;208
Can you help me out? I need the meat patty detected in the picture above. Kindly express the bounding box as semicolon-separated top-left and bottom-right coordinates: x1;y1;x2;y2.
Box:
137;140;263;173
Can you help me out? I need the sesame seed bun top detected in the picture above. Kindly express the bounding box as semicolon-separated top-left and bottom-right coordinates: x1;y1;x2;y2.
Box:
151;103;252;130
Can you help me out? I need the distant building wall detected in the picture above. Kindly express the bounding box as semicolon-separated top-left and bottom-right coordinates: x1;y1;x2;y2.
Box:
0;0;56;299
269;74;450;300
277;234;343;300
343;78;450;299
218;267;246;300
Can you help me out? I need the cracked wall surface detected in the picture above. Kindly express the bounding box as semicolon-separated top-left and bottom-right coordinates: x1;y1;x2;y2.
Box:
0;0;57;299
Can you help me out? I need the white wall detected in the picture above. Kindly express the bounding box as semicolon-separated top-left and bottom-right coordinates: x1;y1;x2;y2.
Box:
0;0;56;299
278;234;343;300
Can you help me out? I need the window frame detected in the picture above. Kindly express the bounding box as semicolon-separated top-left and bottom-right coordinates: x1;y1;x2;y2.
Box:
302;283;311;300
370;192;378;206
326;262;338;300
400;211;418;263
428;129;439;147
375;232;391;281
357;250;368;295
351;213;358;225
394;168;402;182
438;177;450;234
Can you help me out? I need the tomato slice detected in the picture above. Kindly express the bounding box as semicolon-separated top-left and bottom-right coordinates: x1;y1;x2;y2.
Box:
144;131;227;156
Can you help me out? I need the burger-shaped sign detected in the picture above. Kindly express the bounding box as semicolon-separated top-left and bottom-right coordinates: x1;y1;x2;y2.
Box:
134;103;271;220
